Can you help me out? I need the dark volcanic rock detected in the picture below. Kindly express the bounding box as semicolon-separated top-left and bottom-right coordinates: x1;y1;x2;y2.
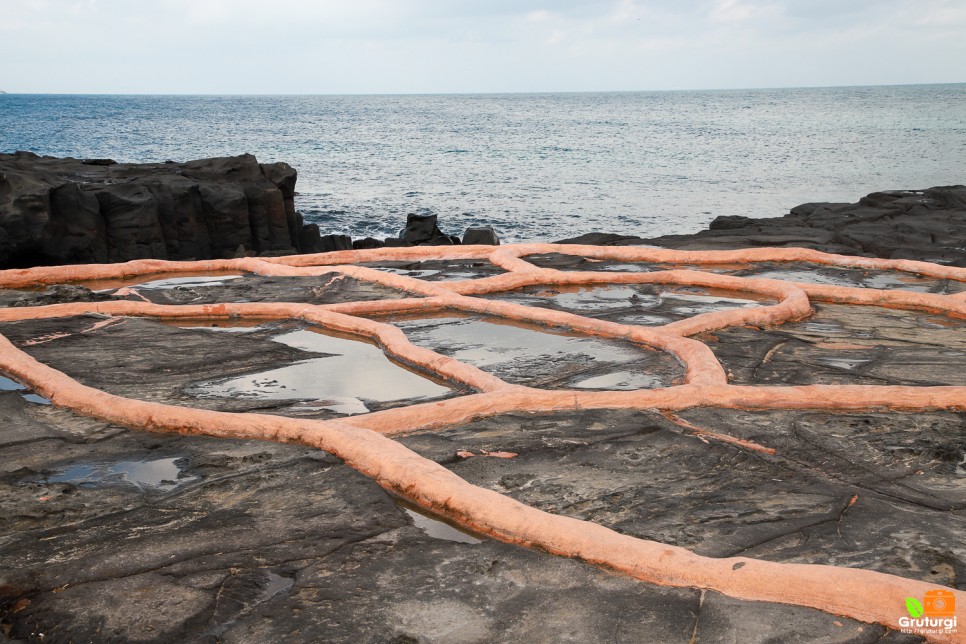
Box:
558;186;966;266
7;285;111;308
462;226;500;245
0;152;325;268
556;232;650;246
319;234;353;252
298;223;325;254
352;236;385;250
399;213;459;246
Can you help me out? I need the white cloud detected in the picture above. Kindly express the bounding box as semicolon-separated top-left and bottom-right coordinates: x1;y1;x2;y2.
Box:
0;0;962;93
710;0;780;24
915;3;966;27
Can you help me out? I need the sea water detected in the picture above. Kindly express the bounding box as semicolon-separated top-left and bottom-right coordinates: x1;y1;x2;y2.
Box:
1;85;963;242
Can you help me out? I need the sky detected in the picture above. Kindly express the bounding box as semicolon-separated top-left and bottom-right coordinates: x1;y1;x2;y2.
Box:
1;0;964;94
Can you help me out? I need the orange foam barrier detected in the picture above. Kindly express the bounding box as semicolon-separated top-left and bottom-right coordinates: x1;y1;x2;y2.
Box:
0;333;962;641
1;243;964;642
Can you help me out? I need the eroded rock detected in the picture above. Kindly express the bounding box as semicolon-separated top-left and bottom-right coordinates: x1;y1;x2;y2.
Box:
0;152;324;268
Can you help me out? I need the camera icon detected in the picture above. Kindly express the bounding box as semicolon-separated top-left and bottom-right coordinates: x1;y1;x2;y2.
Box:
924;589;956;617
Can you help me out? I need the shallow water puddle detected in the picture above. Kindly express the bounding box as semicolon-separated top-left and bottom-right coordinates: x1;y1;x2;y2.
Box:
551;286;656;311
592;263;659;273
0;375;26;391
45;457;197;492
1;373;52;404
134;275;246;290
163;319;269;333
370;264;498;281
494;284;660;312
859;273;940;292
374;267;442;279
748;269;860;287
431;270;498;281
817;356;874;371
81;272;246;292
20;393;52;405
392;315;677;387
659;290;762;315
188;328;451;414
570;371;664;390
491;284;764;318
611;313;674;326
746;268;942;292
399;504;483;544
399;316;637;369
262;571;295;598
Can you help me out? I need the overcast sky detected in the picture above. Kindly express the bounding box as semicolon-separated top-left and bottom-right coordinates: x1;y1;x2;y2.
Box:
2;0;964;94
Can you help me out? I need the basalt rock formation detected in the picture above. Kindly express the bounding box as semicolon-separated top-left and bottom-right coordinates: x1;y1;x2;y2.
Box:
560;185;966;267
0;152;323;268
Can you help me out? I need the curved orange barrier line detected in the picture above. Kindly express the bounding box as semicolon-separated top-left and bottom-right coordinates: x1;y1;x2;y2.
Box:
340;382;966;439
797;283;966;318
506;243;966;281
0;300;507;394
437;293;725;385
1;244;964;642
0;334;962;642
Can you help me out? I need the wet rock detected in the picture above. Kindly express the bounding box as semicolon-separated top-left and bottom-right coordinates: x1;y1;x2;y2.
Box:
6;285;111;308
360;259;505;282
462;226;500;246
1;398;893;643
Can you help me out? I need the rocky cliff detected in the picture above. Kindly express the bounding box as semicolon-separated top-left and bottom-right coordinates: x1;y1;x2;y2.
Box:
0;152;320;268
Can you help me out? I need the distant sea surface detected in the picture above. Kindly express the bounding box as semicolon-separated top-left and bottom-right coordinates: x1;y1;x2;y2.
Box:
1;85;964;242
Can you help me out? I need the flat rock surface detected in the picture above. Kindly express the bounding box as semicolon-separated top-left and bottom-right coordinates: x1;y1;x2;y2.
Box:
1;250;962;643
558;185;966;267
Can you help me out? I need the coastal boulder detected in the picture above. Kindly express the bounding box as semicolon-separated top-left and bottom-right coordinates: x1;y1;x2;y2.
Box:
319;234;353;252
399;213;458;246
0;152;316;268
352;237;385;250
462;226;500;245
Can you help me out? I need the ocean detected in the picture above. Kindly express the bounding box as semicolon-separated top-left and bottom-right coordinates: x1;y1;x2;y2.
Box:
1;85;964;243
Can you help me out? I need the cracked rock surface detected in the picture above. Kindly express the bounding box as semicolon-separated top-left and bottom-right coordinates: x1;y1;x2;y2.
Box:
0;246;962;643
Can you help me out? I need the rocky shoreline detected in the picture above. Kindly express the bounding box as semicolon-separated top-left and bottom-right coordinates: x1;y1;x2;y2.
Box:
0;152;499;270
3;152;964;269
562;185;966;267
0;153;964;642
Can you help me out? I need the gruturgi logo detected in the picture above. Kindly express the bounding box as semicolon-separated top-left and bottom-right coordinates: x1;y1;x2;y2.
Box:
900;590;958;636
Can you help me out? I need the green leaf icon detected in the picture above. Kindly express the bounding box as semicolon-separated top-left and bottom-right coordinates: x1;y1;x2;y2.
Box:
906;598;924;618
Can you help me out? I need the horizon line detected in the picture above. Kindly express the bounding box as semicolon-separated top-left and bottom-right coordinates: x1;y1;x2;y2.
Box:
1;80;964;97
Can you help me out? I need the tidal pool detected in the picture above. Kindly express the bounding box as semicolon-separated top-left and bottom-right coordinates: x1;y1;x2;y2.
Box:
188;328;452;415
45;456;197;492
393;315;677;388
